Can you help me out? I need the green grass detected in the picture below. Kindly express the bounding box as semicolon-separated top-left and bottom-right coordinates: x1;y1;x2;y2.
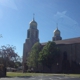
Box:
7;72;44;77
7;72;80;77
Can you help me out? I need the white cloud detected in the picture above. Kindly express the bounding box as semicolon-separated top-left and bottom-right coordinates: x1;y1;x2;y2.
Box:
0;0;18;10
54;11;78;28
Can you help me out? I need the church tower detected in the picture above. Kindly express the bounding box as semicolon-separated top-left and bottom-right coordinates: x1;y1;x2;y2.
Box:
52;24;62;41
27;15;39;44
23;15;39;72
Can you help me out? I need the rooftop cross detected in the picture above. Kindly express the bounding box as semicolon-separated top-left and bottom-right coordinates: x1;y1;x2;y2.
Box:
33;13;35;20
56;23;58;29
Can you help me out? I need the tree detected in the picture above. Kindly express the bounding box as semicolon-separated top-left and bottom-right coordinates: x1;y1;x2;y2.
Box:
15;61;22;68
38;41;60;72
27;42;42;71
0;45;20;68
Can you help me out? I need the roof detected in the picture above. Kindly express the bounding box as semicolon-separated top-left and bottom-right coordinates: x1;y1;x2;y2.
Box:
41;37;80;45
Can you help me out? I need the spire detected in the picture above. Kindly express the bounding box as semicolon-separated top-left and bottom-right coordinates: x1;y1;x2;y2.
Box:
56;23;58;30
29;13;37;27
33;13;35;21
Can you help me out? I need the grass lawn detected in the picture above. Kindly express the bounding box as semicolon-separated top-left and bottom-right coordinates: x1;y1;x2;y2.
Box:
7;72;80;77
7;72;44;77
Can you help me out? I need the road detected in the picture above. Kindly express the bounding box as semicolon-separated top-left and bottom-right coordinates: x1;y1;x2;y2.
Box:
0;75;80;80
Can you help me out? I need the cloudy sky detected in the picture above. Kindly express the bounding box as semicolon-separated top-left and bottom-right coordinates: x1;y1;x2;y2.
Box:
0;0;80;56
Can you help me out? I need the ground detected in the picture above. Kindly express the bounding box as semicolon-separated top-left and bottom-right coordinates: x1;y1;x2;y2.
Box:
7;72;80;77
0;72;80;80
1;75;80;80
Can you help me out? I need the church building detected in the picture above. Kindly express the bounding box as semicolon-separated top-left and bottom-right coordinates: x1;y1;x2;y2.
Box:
23;16;80;73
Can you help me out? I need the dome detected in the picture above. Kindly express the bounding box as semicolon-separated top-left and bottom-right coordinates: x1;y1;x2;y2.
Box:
29;19;37;25
54;27;60;37
29;18;37;28
54;28;60;33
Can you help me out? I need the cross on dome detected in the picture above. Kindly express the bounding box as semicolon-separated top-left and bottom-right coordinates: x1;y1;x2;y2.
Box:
33;13;35;21
56;23;58;30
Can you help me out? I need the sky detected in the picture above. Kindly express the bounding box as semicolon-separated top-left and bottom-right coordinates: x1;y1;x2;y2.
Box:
0;0;80;57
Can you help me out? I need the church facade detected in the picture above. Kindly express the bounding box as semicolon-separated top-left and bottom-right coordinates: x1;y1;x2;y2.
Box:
23;17;80;73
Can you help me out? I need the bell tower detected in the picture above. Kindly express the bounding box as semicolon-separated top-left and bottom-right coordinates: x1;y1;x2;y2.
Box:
23;14;39;72
27;14;39;44
52;24;62;41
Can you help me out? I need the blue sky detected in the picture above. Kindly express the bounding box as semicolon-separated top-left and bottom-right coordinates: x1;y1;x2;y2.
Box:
0;0;80;57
